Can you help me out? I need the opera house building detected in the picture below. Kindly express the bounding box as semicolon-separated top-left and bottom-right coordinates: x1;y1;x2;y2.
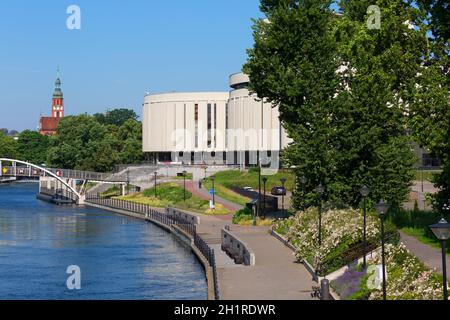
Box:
142;72;291;166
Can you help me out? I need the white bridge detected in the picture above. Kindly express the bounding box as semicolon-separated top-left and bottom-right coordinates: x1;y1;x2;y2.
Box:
0;158;128;205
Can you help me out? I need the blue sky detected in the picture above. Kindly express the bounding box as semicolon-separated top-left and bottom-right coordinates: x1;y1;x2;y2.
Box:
0;0;263;131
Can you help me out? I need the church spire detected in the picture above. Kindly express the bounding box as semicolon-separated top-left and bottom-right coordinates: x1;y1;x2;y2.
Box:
53;68;63;99
52;68;64;118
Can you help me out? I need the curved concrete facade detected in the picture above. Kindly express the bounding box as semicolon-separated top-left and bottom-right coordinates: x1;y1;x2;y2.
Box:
143;92;228;159
227;74;291;153
142;73;291;165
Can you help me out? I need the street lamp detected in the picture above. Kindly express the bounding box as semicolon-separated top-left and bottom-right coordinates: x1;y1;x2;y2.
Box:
280;178;287;212
360;185;370;269
375;200;390;301
262;177;268;219
154;171;158;198
183;170;187;202
211;175;216;206
258;161;262;219
430;218;450;300
316;183;325;246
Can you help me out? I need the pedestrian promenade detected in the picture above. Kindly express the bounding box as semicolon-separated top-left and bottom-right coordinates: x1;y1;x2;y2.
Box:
190;209;316;300
173;179;316;299
400;231;450;276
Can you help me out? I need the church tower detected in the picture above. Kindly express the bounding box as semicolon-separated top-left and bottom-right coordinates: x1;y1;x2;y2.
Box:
52;71;64;118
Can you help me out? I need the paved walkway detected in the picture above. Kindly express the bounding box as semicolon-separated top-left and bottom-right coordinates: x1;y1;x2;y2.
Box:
400;231;450;276
176;180;243;213
190;209;316;300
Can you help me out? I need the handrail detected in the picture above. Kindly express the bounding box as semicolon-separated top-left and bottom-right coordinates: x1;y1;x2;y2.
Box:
84;194;220;300
0;158;81;199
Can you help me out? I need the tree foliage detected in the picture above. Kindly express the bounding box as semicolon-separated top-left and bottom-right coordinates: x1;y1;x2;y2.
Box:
245;0;423;209
17;130;50;165
409;0;450;211
46;110;143;172
94;108;138;127
0;132;18;159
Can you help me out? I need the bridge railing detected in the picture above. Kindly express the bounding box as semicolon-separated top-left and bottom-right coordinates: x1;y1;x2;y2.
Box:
85;193;220;300
0;165;127;182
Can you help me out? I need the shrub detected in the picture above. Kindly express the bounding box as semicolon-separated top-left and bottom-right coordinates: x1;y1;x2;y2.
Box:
368;244;445;300
274;207;399;275
143;183;192;203
232;207;254;224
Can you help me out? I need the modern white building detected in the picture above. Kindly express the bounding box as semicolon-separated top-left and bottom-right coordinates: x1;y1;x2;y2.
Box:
142;72;291;166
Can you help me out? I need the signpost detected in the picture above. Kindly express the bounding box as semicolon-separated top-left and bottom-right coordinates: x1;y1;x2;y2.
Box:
209;188;215;210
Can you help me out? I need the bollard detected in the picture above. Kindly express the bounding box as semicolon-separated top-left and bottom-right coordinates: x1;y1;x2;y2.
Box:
321;278;330;300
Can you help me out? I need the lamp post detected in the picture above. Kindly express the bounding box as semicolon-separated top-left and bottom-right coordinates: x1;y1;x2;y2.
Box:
375;200;390;301
316;184;325;246
258;161;262;219
211;175;216;206
360;185;371;269
154;171;158;198
126;169;130;195
280;178;287;212
430;217;450;300
183;170;187;202
262;177;268;219
421;169;424;193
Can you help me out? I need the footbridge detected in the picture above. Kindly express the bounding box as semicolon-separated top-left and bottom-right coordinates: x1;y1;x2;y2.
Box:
0;159;128;205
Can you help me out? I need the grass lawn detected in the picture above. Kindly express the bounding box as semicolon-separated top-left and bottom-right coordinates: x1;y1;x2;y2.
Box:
115;182;230;216
401;227;450;256
202;168;295;206
388;208;450;256
414;170;442;182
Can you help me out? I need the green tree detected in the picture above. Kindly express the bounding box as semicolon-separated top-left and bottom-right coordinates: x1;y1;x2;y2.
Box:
0;132;18;158
409;0;449;211
245;0;422;209
46;113;143;172
17;130;50;165
94;108;138;127
245;0;348;209
47;115;115;171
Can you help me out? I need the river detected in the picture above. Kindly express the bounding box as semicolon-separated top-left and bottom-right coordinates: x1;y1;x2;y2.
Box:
0;183;207;300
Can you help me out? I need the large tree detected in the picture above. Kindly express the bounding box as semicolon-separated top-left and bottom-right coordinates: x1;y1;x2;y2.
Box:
17;130;50;165
245;0;344;208
94;108;138;127
47;112;143;172
0;132;18;159
409;0;450;211
245;0;424;209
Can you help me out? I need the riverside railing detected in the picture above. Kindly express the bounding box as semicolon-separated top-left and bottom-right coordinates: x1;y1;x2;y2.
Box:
85;193;220;300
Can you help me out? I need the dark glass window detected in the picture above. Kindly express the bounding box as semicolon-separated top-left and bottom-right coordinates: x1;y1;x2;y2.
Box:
207;103;212;148
195;104;199;148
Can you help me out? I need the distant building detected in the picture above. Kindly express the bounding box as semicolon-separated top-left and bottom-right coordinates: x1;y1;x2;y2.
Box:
39;73;65;136
142;72;291;166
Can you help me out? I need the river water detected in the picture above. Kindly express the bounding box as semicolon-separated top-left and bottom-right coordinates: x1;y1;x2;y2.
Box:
0;183;207;300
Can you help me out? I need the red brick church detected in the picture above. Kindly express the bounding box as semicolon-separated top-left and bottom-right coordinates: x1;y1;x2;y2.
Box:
39;72;65;135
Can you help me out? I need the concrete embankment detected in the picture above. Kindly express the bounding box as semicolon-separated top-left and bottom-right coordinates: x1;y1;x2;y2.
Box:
84;201;216;300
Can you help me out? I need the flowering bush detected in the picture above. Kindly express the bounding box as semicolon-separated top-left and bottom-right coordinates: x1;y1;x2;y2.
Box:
273;208;394;275
331;267;368;299
368;244;445;300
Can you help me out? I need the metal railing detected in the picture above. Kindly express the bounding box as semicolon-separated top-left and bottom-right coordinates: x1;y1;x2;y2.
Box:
85;194;220;300
1;165;128;183
316;233;399;276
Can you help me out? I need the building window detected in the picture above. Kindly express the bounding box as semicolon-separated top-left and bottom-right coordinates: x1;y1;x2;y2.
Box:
207;103;212;148
195;104;199;149
214;103;217;148
225;102;229;148
184;104;187;149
